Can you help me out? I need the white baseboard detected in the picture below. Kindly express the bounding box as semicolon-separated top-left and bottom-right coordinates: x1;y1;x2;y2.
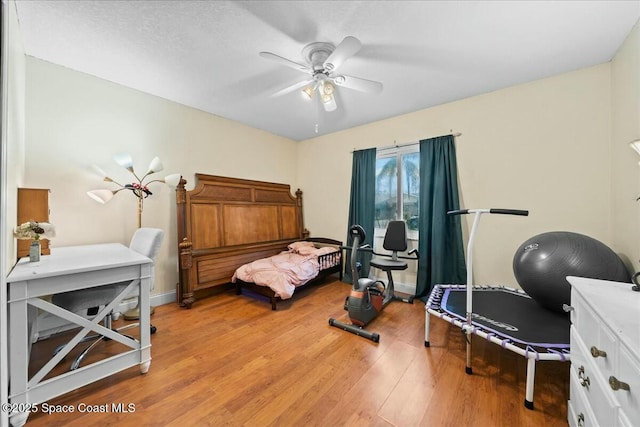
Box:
394;282;417;296
115;290;177;313
35;291;177;341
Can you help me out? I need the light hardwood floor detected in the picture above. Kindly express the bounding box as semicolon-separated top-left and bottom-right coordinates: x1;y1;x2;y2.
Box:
24;278;569;426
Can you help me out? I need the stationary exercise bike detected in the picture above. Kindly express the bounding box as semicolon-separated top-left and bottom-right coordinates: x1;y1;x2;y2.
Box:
329;221;419;342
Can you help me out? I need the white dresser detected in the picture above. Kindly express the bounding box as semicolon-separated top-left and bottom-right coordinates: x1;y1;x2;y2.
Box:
566;276;640;427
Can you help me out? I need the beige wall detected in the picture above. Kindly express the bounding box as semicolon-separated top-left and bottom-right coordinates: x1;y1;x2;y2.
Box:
18;21;640;298
23;58;298;299
611;20;640;272
299;64;614;290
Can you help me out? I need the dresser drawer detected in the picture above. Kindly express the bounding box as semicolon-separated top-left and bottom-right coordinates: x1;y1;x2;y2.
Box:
570;291;618;376
618;411;633;427
571;302;640;423
569;369;602;427
615;344;640;422
570;329;619;427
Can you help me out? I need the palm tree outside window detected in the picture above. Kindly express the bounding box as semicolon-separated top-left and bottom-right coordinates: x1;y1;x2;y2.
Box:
375;147;420;234
372;146;420;292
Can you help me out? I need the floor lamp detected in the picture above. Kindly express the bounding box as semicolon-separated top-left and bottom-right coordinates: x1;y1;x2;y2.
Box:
87;153;180;319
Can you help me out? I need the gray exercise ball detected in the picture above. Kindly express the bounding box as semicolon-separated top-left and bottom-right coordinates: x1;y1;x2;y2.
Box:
513;231;630;313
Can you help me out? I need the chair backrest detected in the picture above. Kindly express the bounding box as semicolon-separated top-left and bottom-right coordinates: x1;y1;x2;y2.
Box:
383;221;408;253
129;227;164;290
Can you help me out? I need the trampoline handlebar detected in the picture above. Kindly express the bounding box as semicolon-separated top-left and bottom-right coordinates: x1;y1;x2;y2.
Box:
489;208;529;216
448;208;529;216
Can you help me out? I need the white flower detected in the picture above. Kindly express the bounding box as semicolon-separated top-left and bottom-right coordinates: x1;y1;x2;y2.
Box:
14;221;56;240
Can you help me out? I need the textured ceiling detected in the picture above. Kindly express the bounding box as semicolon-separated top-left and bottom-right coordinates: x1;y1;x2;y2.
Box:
14;0;640;141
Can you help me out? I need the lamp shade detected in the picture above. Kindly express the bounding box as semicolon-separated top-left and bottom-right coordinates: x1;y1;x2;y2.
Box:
147;156;164;174
321;81;335;95
301;86;314;99
630;139;640;156
87;189;115;204
113;152;134;170
90;164;108;179
321;93;337;112
164;173;181;188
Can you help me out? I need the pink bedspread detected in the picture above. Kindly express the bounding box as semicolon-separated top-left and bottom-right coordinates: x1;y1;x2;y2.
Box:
232;245;338;299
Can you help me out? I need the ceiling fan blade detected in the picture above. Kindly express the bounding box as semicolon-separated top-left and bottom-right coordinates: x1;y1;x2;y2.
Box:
235;2;318;44
270;79;314;97
323;36;361;72
259;52;311;73
333;75;383;94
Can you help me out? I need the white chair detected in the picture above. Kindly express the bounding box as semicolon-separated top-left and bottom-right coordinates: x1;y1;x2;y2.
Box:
52;228;164;370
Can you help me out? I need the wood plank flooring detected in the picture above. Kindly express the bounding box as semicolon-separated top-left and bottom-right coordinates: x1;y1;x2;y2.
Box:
23;278;569;426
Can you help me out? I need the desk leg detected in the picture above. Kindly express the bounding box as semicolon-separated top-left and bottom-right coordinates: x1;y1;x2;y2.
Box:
9;297;31;427
139;273;151;374
9;412;29;427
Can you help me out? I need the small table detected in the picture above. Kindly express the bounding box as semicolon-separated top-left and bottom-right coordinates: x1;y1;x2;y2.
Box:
6;243;152;427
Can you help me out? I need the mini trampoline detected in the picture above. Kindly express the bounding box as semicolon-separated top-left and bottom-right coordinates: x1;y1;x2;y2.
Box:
424;209;571;410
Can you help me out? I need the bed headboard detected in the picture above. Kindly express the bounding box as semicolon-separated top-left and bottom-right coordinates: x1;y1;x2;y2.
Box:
176;174;309;307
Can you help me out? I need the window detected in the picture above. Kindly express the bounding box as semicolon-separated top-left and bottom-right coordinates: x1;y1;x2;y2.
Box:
372;145;420;291
375;146;420;233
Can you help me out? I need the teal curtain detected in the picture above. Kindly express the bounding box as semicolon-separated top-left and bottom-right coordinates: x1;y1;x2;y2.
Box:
416;135;466;297
344;148;376;283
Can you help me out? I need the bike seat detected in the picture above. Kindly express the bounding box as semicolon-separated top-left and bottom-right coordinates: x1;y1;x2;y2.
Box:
370;258;408;271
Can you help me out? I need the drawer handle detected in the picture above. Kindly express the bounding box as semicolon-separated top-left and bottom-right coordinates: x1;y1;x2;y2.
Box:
562;304;574;312
578;366;590;388
577;413;584;427
609;376;630;392
590;346;607;358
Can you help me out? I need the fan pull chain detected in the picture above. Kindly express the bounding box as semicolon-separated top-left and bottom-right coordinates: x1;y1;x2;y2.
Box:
315;92;320;133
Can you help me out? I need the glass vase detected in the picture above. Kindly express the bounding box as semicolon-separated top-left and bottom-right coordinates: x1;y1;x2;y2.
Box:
29;240;41;262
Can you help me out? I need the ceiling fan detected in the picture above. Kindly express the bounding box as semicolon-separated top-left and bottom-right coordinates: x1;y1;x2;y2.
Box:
259;36;383;112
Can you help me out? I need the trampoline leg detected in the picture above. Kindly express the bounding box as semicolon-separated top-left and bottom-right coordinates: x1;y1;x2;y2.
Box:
524;357;535;410
464;320;473;375
465;336;473;375
424;309;431;347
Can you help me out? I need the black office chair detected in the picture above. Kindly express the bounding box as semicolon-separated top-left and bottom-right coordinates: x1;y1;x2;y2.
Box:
369;220;416;303
52;228;164;370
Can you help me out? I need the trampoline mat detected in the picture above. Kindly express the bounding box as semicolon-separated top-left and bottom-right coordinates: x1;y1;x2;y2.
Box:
441;288;570;348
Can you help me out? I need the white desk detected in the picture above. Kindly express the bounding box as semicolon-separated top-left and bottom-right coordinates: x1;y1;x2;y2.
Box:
6;243;152;427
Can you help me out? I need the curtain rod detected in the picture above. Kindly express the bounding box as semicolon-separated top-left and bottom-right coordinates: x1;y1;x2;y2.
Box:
352;131;462;153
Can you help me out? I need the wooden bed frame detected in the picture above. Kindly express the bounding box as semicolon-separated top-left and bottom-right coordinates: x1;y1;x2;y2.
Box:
176;174;342;308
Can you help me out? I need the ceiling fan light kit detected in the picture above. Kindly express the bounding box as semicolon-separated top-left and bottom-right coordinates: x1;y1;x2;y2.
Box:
260;36;383;113
321;93;337;112
301;86;314;99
